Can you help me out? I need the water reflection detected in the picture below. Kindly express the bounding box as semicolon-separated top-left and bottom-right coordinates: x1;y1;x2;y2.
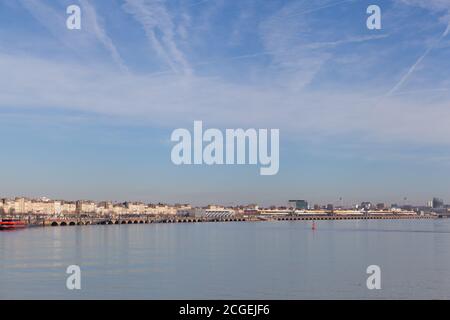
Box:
0;220;449;299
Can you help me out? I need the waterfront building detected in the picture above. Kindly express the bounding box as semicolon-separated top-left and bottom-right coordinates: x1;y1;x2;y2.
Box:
96;201;114;215
176;208;194;216
1;198;14;214
125;202;147;214
335;209;364;215
432;198;444;209
175;204;191;210
146;204;177;215
14;197;33;213
8;197;63;215
61;201;77;214
296;209;327;215
245;204;259;210
178;207;235;218
76;200;97;213
29;199;57;215
169;204;191;215
360;202;373;211
288;200;308;210
261;209;292;215
98;201;113;210
243;208;259;215
53;201;62;215
113;204;126;215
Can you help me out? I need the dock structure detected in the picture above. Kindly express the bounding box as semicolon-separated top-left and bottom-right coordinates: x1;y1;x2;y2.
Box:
19;213;438;227
275;214;436;221
34;217;249;227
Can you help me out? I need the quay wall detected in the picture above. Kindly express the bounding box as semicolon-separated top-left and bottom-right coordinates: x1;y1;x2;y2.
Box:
27;213;438;227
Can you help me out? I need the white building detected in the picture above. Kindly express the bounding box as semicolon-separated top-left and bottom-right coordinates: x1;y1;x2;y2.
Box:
177;207;235;218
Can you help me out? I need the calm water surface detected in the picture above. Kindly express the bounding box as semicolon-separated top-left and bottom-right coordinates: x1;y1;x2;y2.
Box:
1;219;450;299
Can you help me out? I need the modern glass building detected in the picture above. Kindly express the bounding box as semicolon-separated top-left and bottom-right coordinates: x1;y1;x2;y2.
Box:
288;200;308;210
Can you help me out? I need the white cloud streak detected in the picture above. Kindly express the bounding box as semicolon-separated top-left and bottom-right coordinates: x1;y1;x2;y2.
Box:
79;0;129;73
387;13;450;96
282;0;358;19
2;52;450;146
123;0;192;75
3;0;450;151
18;0;127;72
386;0;450;96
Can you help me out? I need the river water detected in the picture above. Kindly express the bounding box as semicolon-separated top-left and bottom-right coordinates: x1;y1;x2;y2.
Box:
1;219;450;299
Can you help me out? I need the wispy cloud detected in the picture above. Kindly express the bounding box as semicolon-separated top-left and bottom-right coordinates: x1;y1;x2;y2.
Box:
281;0;358;19
18;0;78;51
398;0;450;13
188;0;210;8
257;1;388;89
17;0;127;72
2;50;450;147
79;0;129;73
387;22;450;96
191;34;389;71
3;0;450;150
385;0;450;96
123;0;192;75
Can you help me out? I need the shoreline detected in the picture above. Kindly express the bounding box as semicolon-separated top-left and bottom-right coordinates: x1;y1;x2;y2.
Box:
10;213;439;228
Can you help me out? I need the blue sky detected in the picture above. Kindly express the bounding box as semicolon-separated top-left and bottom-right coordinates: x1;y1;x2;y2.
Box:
1;0;450;206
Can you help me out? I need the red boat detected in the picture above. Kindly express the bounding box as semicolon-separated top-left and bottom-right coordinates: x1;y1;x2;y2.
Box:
0;219;28;230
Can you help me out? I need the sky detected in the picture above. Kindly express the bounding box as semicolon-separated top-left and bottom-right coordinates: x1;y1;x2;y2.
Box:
0;0;450;206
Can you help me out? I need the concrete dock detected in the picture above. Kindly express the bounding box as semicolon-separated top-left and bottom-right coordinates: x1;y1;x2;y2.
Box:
23;213;438;227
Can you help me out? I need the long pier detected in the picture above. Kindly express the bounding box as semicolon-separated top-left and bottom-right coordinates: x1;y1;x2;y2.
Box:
22;213;437;227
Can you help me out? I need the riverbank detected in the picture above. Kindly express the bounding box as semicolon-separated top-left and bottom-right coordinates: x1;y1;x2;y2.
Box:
17;213;438;228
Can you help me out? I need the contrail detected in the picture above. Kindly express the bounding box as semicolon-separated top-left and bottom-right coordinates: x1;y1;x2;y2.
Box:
284;0;358;19
387;23;450;97
80;0;129;73
188;0;209;7
194;34;388;67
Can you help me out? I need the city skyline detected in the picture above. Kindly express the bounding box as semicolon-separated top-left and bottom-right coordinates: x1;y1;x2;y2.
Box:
0;194;447;209
1;0;450;205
